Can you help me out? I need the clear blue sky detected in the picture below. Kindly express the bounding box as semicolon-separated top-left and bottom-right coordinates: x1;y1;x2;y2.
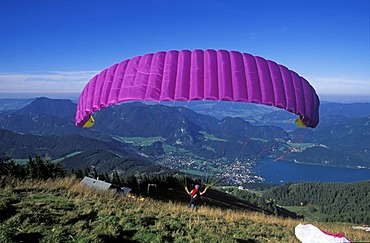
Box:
0;0;369;102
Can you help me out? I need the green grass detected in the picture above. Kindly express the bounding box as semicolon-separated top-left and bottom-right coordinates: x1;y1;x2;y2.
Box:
165;146;190;154
0;177;368;243
179;169;213;177
199;131;227;142
113;136;164;146
162;144;177;153
52;151;83;163
282;205;326;221
201;145;215;152
286;142;316;150
250;137;269;143
14;151;83;164
13;159;29;165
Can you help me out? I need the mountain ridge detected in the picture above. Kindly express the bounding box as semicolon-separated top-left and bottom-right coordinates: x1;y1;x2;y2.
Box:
0;97;369;181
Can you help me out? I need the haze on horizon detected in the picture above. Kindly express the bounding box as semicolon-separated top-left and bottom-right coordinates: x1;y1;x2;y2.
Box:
0;92;368;105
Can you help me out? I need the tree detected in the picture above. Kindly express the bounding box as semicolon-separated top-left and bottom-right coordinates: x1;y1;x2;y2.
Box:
111;171;122;186
26;155;66;179
0;156;26;178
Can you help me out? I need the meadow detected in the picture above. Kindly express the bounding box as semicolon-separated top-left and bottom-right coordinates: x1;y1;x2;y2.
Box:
1;177;369;242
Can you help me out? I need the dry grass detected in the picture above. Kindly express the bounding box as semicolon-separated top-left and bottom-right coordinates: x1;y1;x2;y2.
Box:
1;177;369;242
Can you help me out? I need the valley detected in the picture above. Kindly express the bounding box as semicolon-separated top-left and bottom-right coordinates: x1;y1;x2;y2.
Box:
0;97;370;184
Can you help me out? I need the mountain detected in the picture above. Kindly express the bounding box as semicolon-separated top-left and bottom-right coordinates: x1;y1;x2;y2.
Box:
0;128;170;177
160;100;274;120
59;149;172;176
1;97;369;180
216;116;287;140
0;98;75;134
285;115;370;168
0;97;121;144
0;98;34;111
164;100;294;129
0;98;287;181
87;101;285;160
0;128;125;159
319;102;370;118
1;98;283;150
93;103;204;144
16;97;76;120
179;100;370;128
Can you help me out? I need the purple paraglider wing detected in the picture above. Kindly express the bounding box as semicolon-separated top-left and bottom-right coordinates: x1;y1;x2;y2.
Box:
75;49;319;128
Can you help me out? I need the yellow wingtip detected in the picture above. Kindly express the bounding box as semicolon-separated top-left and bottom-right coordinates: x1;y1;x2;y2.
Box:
295;117;306;128
82;116;95;128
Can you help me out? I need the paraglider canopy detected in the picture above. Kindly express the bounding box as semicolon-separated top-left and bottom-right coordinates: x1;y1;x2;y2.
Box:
75;49;319;128
295;224;351;243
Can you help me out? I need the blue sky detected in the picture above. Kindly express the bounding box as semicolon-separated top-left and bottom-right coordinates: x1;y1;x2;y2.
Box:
0;0;369;102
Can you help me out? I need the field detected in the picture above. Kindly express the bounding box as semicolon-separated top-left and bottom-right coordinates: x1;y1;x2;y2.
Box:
1;177;369;242
113;136;164;146
282;206;326;222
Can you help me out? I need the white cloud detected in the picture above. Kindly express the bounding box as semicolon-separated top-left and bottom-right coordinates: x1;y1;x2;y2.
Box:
0;71;99;93
308;76;370;96
1;71;369;101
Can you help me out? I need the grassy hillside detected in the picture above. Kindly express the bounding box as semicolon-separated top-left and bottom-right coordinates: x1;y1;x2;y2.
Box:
1;177;368;242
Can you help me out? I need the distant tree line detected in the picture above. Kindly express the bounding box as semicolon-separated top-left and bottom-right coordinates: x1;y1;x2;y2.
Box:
1;154;187;198
0;155;66;183
261;182;370;224
220;187;301;218
72;167;188;195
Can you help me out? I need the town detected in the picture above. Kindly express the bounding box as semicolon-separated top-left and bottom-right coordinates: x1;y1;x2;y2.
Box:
156;155;265;185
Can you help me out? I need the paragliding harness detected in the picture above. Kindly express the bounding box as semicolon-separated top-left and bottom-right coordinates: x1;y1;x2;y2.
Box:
190;189;201;205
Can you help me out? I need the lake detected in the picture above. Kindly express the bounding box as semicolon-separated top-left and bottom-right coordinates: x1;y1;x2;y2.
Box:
254;159;370;184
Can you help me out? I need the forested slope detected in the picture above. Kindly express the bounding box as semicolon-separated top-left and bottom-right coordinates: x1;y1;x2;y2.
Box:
262;181;370;224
